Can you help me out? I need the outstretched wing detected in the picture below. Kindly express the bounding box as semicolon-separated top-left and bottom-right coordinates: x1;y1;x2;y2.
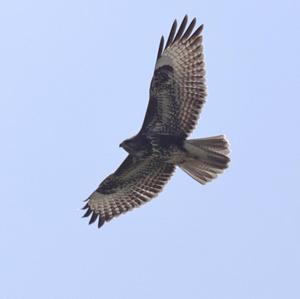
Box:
140;15;206;138
82;155;175;228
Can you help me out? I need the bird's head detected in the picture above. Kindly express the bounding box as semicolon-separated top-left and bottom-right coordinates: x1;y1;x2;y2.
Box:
119;138;135;154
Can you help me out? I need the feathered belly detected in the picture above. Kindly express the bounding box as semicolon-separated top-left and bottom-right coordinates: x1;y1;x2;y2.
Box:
150;134;186;162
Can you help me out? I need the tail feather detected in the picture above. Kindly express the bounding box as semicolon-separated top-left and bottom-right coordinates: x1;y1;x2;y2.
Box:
179;135;230;184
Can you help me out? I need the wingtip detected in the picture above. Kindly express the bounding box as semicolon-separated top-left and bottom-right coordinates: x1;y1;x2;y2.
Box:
82;202;89;210
82;207;105;228
82;208;92;218
157;16;204;60
165;19;177;49
173;15;188;43
189;23;204;40
98;217;105;228
88;212;98;225
156;35;165;60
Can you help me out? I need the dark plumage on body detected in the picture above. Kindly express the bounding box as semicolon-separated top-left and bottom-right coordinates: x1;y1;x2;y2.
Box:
82;15;230;228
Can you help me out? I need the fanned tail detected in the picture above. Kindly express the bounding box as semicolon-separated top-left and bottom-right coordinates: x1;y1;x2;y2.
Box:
179;135;230;184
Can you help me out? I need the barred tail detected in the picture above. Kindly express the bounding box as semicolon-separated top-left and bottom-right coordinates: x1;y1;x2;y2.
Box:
179;135;230;184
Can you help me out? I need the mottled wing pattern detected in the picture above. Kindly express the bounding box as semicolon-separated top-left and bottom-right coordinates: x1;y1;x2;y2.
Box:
82;155;175;228
140;15;206;138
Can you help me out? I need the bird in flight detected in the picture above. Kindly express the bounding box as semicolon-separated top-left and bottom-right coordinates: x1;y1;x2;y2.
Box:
82;15;230;228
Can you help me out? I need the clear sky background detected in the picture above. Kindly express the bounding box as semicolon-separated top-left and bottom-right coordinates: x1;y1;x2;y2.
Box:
1;0;299;298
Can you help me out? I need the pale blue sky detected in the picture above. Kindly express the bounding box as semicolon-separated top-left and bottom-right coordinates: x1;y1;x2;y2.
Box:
1;0;299;298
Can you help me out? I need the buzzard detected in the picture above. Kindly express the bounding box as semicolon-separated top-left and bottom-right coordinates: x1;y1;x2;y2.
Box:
82;15;230;228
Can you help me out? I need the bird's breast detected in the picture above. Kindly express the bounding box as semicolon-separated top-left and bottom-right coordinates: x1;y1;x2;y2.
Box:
150;134;185;158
